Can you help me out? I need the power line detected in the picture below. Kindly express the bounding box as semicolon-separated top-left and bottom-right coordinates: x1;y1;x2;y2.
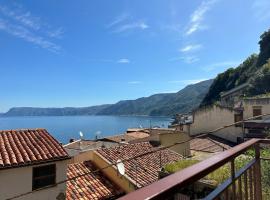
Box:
6;113;270;200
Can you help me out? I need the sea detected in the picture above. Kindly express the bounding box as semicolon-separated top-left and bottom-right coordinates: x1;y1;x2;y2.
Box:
0;115;172;144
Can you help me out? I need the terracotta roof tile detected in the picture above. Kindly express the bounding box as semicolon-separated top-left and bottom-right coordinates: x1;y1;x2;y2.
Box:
190;135;235;153
66;161;124;200
97;142;182;188
105;134;137;143
0;129;69;169
126;131;149;139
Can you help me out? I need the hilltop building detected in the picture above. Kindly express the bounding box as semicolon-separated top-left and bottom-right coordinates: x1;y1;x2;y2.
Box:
220;82;249;107
173;95;270;143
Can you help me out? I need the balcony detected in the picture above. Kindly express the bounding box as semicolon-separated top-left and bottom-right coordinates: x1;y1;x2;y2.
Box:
119;138;270;200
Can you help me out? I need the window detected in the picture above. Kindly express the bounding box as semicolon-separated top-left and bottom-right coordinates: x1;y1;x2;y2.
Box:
253;106;262;120
32;164;56;190
234;112;243;127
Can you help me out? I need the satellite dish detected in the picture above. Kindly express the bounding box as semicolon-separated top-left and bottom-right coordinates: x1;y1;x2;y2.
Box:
139;125;143;129
79;131;84;139
96;131;101;136
116;159;125;175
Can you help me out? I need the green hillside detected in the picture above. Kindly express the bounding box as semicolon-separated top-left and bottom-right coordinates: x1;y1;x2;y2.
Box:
98;79;213;116
201;29;270;106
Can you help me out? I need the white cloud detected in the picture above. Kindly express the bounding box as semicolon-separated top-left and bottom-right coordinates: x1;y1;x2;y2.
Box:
252;0;270;21
203;61;240;71
161;90;178;94
107;13;130;28
117;58;130;64
113;21;149;33
180;44;202;52
0;19;61;53
47;27;64;39
0;5;41;30
185;0;217;36
169;56;199;64
107;13;149;33
0;4;63;53
128;81;142;84
169;79;207;85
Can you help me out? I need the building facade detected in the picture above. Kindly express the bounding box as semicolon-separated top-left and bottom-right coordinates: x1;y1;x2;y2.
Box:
0;129;70;200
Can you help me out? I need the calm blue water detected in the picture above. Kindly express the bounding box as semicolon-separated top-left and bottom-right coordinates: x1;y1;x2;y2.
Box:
0;116;172;144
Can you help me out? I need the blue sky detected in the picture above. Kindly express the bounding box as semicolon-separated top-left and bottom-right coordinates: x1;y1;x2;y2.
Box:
0;0;269;112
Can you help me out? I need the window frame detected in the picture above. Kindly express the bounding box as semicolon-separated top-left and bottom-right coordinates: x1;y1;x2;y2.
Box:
32;164;56;191
252;106;262;120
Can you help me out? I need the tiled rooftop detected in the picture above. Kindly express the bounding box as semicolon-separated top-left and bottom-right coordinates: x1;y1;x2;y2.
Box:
66;161;124;200
96;142;182;188
105;134;137;143
126;131;149;139
190;135;235;153
0;129;69;169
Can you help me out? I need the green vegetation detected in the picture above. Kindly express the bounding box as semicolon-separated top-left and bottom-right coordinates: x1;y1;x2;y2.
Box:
164;160;200;173
201;28;270;106
164;148;270;197
163;155;252;186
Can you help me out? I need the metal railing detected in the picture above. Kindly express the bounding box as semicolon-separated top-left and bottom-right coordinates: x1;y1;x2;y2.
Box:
118;139;270;200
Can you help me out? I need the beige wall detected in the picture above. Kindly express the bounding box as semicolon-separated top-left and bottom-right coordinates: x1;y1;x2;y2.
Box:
243;98;270;119
0;160;68;200
92;152;136;193
190;105;242;142
68;150;94;164
158;132;191;156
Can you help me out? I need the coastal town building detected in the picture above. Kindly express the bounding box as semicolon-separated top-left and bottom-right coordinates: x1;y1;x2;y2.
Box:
64;139;118;163
94;142;183;193
66;161;124;199
220;82;249;107
0;129;70;200
175;96;270;143
190;135;235;160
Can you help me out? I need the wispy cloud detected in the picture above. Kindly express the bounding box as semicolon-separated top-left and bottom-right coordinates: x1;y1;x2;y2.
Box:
128;81;142;84
161;90;178;94
47;27;64;39
169;55;199;64
169;79;207;85
180;44;202;52
0;5;40;30
203;61;240;71
0;4;63;53
107;13;130;28
0;19;61;53
252;0;270;21
113;21;149;33
117;58;130;64
107;13;149;33
185;0;217;36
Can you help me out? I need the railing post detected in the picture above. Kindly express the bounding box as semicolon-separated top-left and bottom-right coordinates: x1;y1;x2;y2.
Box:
231;159;236;199
254;144;262;200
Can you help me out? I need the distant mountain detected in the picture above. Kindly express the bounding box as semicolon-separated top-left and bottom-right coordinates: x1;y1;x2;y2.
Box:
97;79;213;116
201;28;270;106
3;79;213;117
4;105;111;117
